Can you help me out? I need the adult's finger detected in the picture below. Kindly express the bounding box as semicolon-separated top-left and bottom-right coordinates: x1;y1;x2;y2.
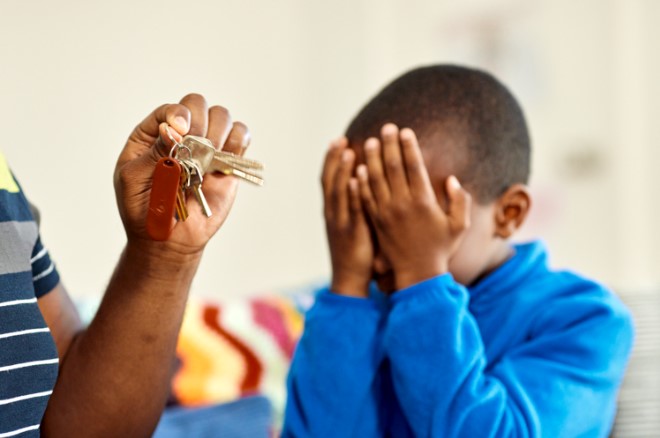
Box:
179;93;209;137
220;121;250;157
121;103;191;165
134;104;190;142
206;105;233;150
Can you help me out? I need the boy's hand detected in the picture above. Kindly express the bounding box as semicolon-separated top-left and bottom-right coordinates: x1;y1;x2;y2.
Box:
323;138;373;297
114;93;250;258
357;124;471;291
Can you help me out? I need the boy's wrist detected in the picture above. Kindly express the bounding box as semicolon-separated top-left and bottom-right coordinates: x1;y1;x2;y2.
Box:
331;272;370;298
394;261;448;291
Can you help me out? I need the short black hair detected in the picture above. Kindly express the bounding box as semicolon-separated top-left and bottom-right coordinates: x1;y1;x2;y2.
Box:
345;65;530;202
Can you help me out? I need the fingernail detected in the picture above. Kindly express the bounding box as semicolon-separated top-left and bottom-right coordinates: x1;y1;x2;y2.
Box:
400;128;413;141
364;138;378;150
382;123;397;136
342;150;353;162
448;175;461;189
173;116;188;133
357;164;368;178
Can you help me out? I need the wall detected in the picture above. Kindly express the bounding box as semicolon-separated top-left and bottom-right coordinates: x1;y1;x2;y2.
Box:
0;0;657;299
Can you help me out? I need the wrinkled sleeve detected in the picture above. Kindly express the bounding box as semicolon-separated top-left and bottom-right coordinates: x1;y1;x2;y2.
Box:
385;274;634;437
282;290;386;437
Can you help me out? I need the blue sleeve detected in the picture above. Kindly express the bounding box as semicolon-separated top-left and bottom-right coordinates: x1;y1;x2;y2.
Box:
384;274;634;437
282;290;386;438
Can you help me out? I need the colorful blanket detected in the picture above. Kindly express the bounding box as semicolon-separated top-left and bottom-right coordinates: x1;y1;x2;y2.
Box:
169;291;315;425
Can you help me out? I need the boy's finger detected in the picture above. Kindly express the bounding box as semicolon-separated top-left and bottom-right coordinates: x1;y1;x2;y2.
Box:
400;128;434;198
357;164;378;217
446;176;471;234
381;124;409;198
321;138;347;198
348;177;363;219
332;149;355;225
364;138;391;205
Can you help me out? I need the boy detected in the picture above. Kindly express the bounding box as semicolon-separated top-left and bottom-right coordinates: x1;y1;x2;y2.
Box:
283;65;634;437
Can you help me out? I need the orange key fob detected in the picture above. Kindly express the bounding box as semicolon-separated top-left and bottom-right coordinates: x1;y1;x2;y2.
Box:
146;157;182;241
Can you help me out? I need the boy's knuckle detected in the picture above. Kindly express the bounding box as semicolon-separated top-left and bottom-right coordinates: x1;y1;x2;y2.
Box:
323;207;333;221
381;207;397;222
385;158;400;171
414;197;433;211
407;161;422;173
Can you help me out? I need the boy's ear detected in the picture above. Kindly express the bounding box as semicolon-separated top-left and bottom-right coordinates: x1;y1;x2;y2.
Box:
494;184;531;238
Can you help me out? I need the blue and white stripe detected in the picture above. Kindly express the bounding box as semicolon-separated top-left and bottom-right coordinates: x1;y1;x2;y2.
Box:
1;154;60;437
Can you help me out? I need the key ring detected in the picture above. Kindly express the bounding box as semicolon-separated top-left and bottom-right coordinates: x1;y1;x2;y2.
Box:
165;125;193;162
165;125;180;159
180;159;192;189
188;161;204;183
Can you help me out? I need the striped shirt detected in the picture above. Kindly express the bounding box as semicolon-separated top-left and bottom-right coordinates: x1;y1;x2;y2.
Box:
0;152;60;437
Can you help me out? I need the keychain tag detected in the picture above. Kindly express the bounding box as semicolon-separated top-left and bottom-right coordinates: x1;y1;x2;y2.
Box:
146;157;182;241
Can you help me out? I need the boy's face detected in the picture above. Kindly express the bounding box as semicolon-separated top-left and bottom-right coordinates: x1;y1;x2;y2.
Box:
351;136;502;291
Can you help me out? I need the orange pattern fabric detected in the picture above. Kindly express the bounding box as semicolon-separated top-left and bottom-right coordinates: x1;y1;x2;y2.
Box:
171;295;306;421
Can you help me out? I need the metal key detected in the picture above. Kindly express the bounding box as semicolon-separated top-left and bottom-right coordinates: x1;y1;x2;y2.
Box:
182;135;264;186
211;158;265;186
186;160;213;218
164;126;213;218
175;166;189;221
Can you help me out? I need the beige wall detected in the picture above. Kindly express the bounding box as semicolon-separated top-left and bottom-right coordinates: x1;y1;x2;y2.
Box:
1;0;658;299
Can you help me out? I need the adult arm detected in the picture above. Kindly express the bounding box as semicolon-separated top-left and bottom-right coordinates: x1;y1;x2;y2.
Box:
39;94;251;437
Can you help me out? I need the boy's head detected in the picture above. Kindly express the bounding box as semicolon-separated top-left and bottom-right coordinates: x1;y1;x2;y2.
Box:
345;65;532;288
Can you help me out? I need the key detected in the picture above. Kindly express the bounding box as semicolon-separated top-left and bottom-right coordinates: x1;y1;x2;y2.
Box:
175;166;189;222
186;160;213;218
181;135;264;186
146;157;182;241
211;158;264;186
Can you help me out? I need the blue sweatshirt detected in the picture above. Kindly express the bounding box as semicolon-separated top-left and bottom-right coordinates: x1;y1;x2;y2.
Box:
283;241;634;437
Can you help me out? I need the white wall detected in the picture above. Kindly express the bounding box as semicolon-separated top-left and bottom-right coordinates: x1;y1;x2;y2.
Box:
1;0;658;299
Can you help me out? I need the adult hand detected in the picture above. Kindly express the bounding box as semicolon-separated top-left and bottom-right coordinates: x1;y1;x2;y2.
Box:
323;138;374;298
356;124;471;291
114;93;250;257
